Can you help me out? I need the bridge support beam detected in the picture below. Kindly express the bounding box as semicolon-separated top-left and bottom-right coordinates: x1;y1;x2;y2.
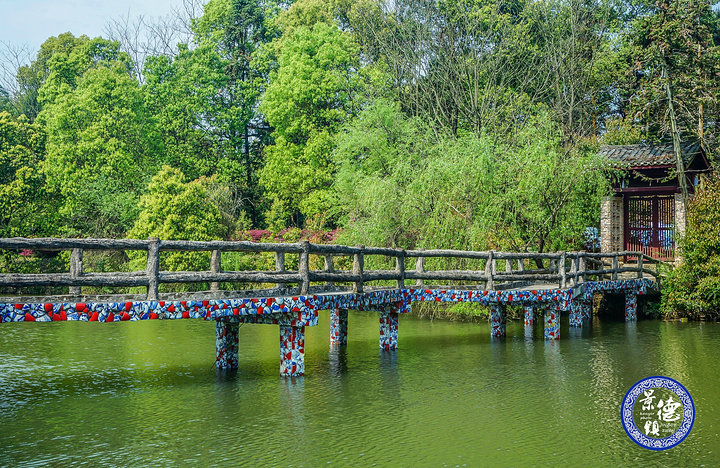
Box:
490;304;506;337
330;308;348;345
216;319;239;370
280;325;305;376
544;305;560;340
379;311;399;350
524;305;535;326
625;292;638;321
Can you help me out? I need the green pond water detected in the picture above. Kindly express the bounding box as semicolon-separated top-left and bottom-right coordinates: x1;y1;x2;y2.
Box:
1;312;719;467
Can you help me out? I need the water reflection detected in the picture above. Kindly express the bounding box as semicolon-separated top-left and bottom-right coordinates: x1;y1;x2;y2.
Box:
1;317;719;467
328;344;348;375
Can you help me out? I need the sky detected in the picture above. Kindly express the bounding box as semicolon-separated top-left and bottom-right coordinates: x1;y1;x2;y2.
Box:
0;0;185;53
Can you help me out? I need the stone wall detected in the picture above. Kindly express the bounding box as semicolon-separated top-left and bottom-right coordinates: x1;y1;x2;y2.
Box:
601;196;624;253
674;193;686;240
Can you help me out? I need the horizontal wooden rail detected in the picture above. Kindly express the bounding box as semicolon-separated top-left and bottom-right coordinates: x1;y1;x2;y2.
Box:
0;237;666;301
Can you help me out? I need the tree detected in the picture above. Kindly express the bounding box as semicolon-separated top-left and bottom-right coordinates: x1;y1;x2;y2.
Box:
143;44;227;181
663;177;720;317
625;1;720;161
190;0;275;226
260;21;364;228
334;102;611;254
0;111;57;237
12;33;91;120
127;166;226;272
41;62;157;237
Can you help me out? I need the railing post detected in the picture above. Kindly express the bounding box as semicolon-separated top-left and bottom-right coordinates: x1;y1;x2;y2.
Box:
324;255;334;287
569;253;577;287
69;248;83;295
395;250;405;288
275;252;286;289
147;237;160;301
505;259;512;273
559;252;567;289
416;249;425;287
579;251;587;284
517;258;525;272
637;254;644;279
612;254;619;281
210;249;221;292
485;250;494;290
299;241;310;295
353;246;364;294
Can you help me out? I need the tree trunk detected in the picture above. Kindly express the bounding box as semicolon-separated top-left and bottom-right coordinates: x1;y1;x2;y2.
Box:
662;60;690;212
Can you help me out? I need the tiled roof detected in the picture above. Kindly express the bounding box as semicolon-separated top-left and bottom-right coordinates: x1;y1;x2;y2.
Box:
598;142;702;167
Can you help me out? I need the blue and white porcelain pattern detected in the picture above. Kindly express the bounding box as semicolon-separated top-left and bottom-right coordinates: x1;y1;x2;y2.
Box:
280;325;305;377
379;311;399;350
216;319;239;370
490;304;506;337
330;308;349;345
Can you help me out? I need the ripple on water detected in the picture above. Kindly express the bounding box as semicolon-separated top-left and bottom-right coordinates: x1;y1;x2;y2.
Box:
0;314;719;467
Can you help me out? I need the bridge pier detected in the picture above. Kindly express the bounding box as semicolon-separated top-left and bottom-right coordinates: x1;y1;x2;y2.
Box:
544;305;560;340
625;292;638;321
280;325;305;376
569;302;582;327
379;311;399;350
216;319;239;370
581;302;592;321
490;304;506;337
524;305;535;326
330;308;348;345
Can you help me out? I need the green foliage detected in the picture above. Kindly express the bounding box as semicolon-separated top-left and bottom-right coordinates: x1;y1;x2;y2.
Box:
335;101;611;253
143;45;226;181
663;178;720;317
127;166;226;272
260;21;364;228
41;63;155;237
14;33;90;119
191;0;275;226
598;116;645;145
0;111;58;236
624;0;720;152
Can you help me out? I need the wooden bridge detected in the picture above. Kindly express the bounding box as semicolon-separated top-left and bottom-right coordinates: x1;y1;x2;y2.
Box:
0;237;663;376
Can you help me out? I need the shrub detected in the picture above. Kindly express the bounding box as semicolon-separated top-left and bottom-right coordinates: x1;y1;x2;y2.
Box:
662;177;720;317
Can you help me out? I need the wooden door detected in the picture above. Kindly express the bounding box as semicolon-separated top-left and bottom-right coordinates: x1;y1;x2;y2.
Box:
625;195;675;260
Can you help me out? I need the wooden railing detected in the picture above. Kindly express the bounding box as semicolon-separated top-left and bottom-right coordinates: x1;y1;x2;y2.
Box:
0;238;666;301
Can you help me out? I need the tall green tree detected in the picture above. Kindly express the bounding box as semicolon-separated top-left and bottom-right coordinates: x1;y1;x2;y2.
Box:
13;33;89;120
191;0;275;225
0;111;56;236
143;44;227;181
127;166;226;272
625;0;720;155
41;61;157;237
260;21;364;228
